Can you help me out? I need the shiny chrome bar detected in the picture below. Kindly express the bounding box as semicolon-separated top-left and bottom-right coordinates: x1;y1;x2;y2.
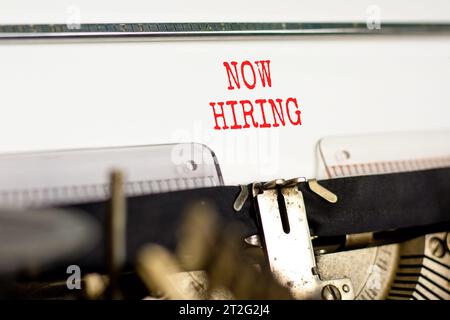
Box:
0;22;450;42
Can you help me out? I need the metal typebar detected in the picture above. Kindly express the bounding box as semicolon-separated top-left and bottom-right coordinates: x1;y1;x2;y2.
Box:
0;22;450;41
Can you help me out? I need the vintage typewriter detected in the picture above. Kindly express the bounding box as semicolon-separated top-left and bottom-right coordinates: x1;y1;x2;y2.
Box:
0;1;449;300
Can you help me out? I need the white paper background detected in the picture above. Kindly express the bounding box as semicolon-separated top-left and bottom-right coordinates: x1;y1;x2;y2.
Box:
0;1;449;184
1;0;450;24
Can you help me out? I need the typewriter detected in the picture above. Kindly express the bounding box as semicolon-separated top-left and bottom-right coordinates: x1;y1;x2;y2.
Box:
0;1;449;300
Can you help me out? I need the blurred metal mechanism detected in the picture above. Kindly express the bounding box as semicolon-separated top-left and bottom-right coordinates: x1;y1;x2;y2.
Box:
388;232;449;300
137;205;292;300
106;170;127;300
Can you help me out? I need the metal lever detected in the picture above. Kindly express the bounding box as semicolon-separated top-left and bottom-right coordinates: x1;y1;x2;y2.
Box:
255;183;354;300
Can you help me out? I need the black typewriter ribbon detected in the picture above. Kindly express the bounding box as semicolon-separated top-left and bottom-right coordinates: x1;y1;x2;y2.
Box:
64;167;450;271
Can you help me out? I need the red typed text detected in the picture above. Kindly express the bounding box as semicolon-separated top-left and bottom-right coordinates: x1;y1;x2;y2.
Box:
209;60;302;130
